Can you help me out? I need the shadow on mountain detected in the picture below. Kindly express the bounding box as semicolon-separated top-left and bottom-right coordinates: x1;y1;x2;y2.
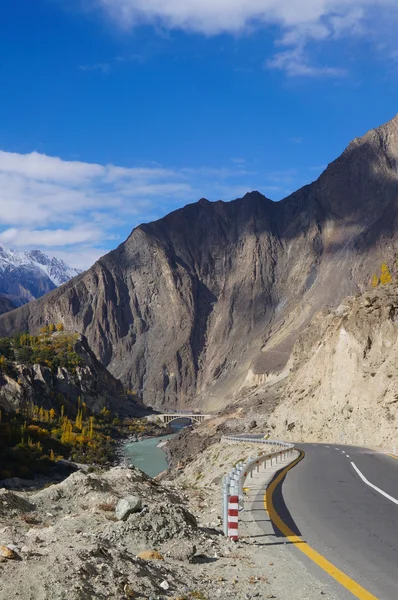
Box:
0;119;398;408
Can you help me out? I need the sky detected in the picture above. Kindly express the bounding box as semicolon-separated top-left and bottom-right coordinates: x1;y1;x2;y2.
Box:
1;0;398;269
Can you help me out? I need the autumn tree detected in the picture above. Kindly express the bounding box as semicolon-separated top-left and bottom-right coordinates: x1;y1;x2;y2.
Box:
89;416;94;439
380;263;392;285
372;274;379;288
75;409;83;431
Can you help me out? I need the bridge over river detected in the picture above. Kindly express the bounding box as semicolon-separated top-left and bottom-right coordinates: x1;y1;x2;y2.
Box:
146;412;212;426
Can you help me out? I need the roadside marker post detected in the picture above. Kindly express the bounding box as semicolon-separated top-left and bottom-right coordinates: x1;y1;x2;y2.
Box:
227;481;239;541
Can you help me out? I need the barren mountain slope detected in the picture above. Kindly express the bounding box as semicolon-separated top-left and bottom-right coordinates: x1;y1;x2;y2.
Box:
269;282;398;450
0;116;398;410
0;296;16;316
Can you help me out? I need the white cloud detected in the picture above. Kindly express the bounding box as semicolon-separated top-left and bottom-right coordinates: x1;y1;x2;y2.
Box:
267;46;347;77
91;0;398;76
95;0;395;35
0;226;105;248
79;62;111;73
0;149;260;268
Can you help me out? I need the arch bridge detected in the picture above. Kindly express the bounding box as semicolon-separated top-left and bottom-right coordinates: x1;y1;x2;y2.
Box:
153;413;212;426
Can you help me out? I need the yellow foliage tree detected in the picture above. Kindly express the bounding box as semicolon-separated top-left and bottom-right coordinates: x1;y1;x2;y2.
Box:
75;409;83;431
61;418;73;444
371;274;379;288
89;416;94;439
49;323;56;333
56;322;64;332
380;263;392;285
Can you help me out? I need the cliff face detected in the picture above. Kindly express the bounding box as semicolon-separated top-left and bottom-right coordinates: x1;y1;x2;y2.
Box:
0;116;398;410
269;283;398;450
0;333;141;417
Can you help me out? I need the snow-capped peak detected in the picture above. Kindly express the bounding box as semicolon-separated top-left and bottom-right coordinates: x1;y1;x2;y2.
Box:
0;244;81;287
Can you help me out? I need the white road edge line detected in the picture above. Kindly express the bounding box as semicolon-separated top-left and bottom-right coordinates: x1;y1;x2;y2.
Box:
351;462;398;506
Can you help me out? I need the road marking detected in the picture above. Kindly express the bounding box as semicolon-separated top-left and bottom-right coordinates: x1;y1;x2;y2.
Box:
388;453;398;461
265;452;379;600
346;455;350;458
351;462;398;506
335;448;339;450
342;450;346;454
326;445;329;448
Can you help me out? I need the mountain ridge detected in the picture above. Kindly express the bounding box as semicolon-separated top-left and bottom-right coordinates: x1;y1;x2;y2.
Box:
0;244;81;308
0;115;398;411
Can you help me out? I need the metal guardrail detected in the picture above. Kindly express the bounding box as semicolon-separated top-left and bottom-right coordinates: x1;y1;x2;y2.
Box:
221;435;295;538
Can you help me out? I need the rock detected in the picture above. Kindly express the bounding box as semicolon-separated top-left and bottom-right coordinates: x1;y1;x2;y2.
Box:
115;496;142;521
0;490;35;516
160;580;170;590
123;583;135;598
163;539;197;561
2;477;24;490
0;545;17;559
137;550;164;561
137;502;197;544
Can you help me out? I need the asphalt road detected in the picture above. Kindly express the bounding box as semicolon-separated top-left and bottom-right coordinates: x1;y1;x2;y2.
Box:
258;443;398;600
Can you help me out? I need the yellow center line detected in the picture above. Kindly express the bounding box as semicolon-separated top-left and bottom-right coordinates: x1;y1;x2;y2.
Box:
388;453;398;461
265;451;379;600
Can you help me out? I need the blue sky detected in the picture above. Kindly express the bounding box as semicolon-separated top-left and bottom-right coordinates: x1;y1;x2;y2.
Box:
1;0;398;268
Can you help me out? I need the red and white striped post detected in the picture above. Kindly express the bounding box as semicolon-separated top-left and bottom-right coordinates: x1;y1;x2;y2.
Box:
227;484;239;541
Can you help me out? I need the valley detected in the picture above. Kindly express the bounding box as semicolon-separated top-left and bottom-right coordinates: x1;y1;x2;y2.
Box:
2;115;398;599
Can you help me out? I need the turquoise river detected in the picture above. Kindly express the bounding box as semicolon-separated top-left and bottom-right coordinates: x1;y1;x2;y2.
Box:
123;433;177;478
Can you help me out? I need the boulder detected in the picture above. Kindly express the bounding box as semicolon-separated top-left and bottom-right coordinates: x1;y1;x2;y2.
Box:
115;496;142;521
137;550;164;561
0;545;17;559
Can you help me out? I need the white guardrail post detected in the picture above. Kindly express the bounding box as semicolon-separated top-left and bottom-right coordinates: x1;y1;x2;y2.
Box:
222;475;230;536
221;436;295;540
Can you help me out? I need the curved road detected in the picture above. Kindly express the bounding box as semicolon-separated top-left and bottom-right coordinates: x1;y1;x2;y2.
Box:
254;443;398;600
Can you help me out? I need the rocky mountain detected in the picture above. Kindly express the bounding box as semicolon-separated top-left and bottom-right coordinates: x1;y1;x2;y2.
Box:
0;115;398;412
0;296;16;316
0;245;81;307
268;282;398;449
0;331;142;418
